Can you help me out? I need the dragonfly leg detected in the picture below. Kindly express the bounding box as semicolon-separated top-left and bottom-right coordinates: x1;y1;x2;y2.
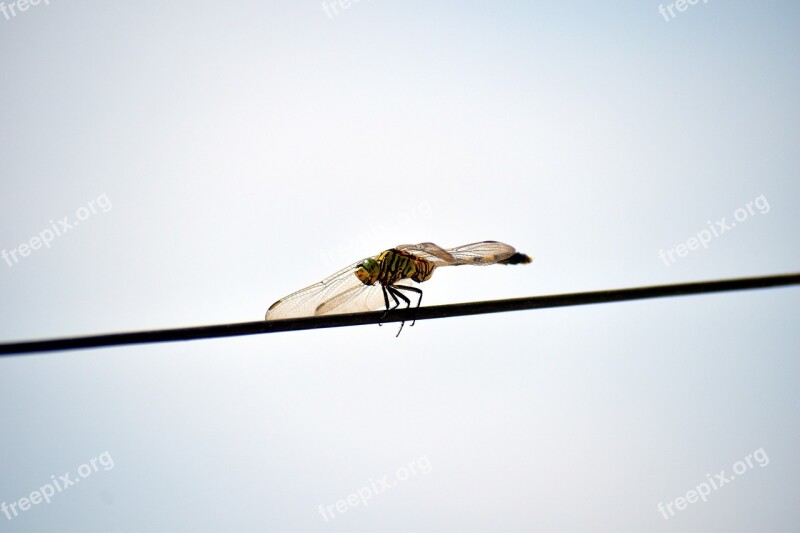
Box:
380;284;404;327
387;285;411;337
379;284;392;326
395;285;423;327
380;284;401;318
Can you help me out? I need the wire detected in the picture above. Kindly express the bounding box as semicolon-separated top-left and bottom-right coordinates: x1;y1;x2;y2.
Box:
0;272;798;356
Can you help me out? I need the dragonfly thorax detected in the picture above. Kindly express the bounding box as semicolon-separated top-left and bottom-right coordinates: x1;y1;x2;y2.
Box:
354;249;435;286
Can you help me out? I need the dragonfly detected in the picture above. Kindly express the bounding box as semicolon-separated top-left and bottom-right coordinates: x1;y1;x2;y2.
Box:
265;241;533;336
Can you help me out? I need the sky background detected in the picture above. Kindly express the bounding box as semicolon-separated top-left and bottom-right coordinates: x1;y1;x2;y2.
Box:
1;1;799;531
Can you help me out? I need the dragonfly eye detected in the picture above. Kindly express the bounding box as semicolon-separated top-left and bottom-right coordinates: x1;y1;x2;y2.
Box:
355;258;379;285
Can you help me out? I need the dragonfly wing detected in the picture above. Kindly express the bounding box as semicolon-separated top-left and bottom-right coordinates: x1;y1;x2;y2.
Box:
266;261;367;320
316;277;419;316
395;242;457;266
315;283;381;315
443;241;517;265
398;241;518;266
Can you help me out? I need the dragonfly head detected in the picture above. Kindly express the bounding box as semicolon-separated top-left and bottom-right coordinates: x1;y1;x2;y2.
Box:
355;258;380;285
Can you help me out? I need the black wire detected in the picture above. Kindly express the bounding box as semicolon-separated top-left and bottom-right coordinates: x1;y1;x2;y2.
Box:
1;273;798;357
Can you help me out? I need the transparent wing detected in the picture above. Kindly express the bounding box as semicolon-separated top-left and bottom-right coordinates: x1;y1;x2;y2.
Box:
396;241;517;266
265;262;368;320
316;278;417;315
395;242;456;266
266;261;420;319
445;241;518;264
314;283;380;316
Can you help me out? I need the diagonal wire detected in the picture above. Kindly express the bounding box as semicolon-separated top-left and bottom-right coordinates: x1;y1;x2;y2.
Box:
0;272;798;357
